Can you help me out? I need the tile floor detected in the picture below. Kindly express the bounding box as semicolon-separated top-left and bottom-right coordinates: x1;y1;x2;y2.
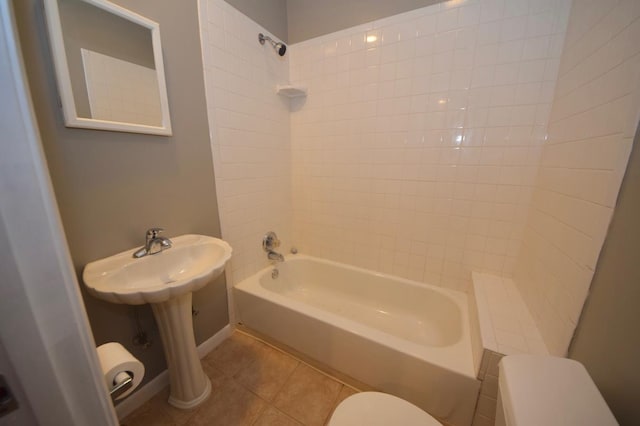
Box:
122;331;359;426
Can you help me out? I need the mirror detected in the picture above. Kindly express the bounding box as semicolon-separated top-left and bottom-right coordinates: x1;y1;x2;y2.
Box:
44;0;172;135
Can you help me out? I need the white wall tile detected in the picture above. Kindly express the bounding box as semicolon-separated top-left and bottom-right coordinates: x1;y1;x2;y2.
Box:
289;0;572;291
199;1;638;361
198;0;292;287
514;0;640;356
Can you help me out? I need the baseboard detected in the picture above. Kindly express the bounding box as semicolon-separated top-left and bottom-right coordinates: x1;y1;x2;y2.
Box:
197;324;233;358
115;324;233;420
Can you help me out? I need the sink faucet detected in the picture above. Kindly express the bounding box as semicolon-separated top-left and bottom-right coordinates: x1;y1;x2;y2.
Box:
133;228;172;258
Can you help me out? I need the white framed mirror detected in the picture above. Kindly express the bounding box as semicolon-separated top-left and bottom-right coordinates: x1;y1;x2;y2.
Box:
43;0;172;136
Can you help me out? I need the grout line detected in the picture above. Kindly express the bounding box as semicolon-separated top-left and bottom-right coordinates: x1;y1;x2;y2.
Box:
229;330;341;425
528;201;599;242
559;13;640;85
270;357;301;403
274;406;305;426
234;330;369;425
248;400;269;426
203;339;288;426
548;90;633;125
323;384;348;426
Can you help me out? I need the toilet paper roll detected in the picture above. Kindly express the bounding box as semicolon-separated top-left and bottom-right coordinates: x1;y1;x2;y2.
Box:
96;342;144;400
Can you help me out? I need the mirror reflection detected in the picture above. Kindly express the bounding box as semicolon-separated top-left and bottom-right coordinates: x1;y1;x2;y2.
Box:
58;0;161;126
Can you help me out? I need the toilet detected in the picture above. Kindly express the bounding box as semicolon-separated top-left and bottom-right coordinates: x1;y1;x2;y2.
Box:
329;392;442;426
496;355;618;426
330;355;617;426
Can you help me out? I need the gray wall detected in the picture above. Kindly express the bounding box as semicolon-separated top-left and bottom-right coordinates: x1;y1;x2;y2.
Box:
286;0;443;43
224;0;288;42
13;0;228;393
224;0;444;44
569;124;640;425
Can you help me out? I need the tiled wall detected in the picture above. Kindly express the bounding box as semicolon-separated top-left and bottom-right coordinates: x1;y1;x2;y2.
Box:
200;0;640;360
514;0;640;356
472;272;548;356
289;0;572;292
198;0;292;290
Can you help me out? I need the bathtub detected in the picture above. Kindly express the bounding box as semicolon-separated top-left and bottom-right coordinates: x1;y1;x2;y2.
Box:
234;255;481;426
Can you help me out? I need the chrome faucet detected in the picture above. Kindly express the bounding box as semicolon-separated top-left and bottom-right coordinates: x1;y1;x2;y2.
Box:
267;251;285;262
263;231;284;263
133;228;172;258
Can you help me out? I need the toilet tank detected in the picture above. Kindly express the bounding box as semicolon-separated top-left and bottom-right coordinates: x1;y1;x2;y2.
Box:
496;355;618;426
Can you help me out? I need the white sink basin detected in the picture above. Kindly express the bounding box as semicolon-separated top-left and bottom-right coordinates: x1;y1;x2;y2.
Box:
83;234;232;305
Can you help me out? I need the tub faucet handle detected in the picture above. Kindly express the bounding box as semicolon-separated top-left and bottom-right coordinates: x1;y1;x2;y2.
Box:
262;231;281;252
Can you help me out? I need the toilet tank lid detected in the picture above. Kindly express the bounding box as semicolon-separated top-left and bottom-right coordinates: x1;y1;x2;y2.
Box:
498;355;618;426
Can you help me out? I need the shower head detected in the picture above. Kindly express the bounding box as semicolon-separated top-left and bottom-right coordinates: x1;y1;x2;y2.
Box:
258;33;287;57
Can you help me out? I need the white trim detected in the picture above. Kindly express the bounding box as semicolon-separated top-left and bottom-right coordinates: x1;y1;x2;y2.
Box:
197;324;233;358
42;0;172;135
115;324;233;420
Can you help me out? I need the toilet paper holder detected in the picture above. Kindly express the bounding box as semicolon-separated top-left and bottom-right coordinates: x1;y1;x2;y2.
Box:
97;342;144;401
109;371;134;401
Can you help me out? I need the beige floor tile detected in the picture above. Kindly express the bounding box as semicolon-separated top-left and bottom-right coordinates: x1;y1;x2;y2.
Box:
273;364;342;426
188;373;267;426
334;385;358;407
253;406;302;426
202;356;229;388
122;332;366;426
203;331;270;378
233;344;299;402
121;387;198;426
325;385;359;425
120;401;178;426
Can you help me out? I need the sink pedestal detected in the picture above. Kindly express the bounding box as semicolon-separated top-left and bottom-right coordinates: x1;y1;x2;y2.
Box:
151;292;211;409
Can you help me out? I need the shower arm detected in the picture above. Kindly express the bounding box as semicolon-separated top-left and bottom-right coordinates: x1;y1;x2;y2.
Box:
258;33;287;56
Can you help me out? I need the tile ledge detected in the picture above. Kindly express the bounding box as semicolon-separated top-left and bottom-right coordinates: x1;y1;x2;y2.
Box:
471;272;548;357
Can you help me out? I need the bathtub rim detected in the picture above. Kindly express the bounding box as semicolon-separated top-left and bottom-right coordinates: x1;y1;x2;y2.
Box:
234;254;480;379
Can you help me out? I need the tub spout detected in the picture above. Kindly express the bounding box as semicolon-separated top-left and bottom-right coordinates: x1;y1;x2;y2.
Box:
267;251;284;262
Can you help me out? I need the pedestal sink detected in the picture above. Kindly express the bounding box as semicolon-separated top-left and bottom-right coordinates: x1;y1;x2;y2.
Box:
83;234;232;409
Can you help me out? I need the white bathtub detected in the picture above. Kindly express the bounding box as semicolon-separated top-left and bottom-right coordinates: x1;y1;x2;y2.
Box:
234;255;481;426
